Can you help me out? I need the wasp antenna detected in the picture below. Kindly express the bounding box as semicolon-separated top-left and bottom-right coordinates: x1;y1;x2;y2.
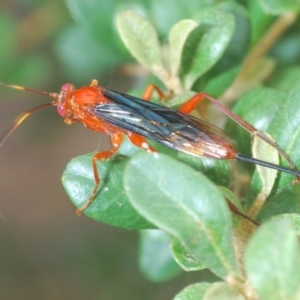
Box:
0;81;59;99
0;102;54;148
236;153;300;177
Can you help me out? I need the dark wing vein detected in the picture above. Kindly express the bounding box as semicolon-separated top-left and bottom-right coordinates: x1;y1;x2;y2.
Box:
92;88;231;149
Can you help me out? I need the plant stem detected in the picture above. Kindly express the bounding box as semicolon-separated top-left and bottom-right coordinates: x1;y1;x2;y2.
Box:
219;12;298;106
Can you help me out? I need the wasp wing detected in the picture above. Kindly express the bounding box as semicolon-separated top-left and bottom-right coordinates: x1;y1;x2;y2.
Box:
92;88;233;157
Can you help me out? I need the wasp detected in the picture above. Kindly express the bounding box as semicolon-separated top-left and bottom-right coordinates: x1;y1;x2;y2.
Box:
1;79;299;216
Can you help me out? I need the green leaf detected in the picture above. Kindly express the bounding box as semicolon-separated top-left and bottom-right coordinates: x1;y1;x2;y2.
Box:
268;66;300;93
245;218;300;300
62;153;153;229
116;11;168;82
203;282;245;300
218;186;244;214
225;87;285;157
171;237;205;271
174;282;212;300
270;34;300;66
177;154;231;188
150;0;212;37
124;152;238;279
180;7;235;89
267;79;300;192
257;191;300;221
258;0;300;14
169;19;199;77
248;0;274;45
272;214;300;234
252;132;279;197
203;65;241;98
139;230;181;282
202;2;250;89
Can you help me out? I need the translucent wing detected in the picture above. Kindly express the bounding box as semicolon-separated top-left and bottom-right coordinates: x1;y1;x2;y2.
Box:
92;88;235;158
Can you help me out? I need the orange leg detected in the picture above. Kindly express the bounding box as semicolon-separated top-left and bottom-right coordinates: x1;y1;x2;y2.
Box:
142;84;166;101
127;132;156;152
76;132;123;215
179;92;297;170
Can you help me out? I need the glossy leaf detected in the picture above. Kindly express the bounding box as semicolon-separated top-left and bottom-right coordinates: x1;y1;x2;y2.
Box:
180;7;234;89
62;153;153;229
174;282;212;300
150;0;212;37
252;133;279;197
267;79;300;192
257;191;300;222
116;11;168;82
225;87;285;156
169;19;198;77
203;65;241;98
139;230;181;282
202;2;250;92
218;187;243;213
248;0;274;45
177;154;231;188
171;237;205;271
124;152;238;279
245;218;300;300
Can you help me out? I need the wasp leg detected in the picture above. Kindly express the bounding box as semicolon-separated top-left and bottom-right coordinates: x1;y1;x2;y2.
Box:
142;84;166;101
127;132;156;152
76;132;124;215
179;92;298;171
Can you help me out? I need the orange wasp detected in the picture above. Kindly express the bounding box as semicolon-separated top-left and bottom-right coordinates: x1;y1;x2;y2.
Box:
0;79;299;216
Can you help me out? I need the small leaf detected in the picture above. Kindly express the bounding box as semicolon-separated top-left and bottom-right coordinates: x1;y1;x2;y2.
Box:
171;237;205;271
150;0;211;37
252;132;279;198
248;0;274;45
267;79;300;192
124;152;238;279
180;7;235;89
225;87;285;156
203;282;246;300
139;230;181;282
258;0;300;14
257;191;300;222
62;153;153;229
245;218;300;300
174;282;212;300
203;65;241;98
169;19;199;77
116;11;168;82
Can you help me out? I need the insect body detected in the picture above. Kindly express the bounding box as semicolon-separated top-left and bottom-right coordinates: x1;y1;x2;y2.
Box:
1;79;299;215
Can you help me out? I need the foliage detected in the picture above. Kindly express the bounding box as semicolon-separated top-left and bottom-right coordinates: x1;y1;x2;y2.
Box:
60;0;300;298
3;0;300;299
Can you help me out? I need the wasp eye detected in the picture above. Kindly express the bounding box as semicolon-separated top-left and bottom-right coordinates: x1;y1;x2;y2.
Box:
61;83;74;92
57;104;66;117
